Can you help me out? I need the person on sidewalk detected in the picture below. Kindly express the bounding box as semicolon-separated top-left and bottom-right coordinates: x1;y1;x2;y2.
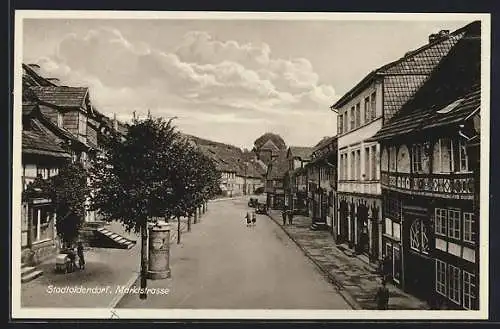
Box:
288;210;294;225
380;254;392;282
251;211;256;227
77;241;85;270
374;278;390;310
281;209;287;226
245;211;251;227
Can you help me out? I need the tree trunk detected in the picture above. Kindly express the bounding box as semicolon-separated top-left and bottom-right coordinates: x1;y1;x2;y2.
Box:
194;210;198;224
177;216;181;244
140;218;148;300
187;214;192;232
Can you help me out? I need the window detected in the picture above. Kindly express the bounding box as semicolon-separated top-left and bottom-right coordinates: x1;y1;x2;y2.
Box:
463;212;475;244
435;208;447;236
371;145;377;180
448;264;461;304
389;146;397;171
364;147;370;180
339;155;344;180
350;107;355;130
463;271;476;310
385;218;392;236
448;209;461;240
350;151;355;180
370;92;377;120
458;139;469;172
436;259;447;296
355;103;361;128
385;196;401;220
57;112;64;127
356;150;361;180
343;112;348;133
364;97;371;124
410;219;429;254
437;138;453;173
339;114;343;134
412;144;423;173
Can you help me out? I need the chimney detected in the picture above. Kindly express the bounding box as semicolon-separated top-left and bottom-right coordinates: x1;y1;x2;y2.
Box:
429;30;450;43
428;33;439;43
113;113;118;131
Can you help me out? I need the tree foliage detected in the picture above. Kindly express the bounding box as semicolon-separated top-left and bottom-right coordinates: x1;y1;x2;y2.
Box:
23;161;90;245
89;116;220;233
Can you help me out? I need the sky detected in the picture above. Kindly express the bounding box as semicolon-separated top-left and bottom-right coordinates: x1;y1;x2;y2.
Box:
22;16;471;149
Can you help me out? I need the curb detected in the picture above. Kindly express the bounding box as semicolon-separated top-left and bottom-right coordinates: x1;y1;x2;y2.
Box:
267;213;362;310
208;196;245;203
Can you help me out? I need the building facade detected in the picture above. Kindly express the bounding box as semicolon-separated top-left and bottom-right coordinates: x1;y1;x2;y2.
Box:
284;146;312;212
331;23;473;263
306;137;338;233
372;21;480;309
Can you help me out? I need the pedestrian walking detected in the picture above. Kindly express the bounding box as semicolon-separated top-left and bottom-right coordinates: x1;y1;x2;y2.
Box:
67;248;77;272
245;211;251;227
77;241;85;270
379;254;392;282
251;211;256;227
288;210;294;225
281;209;287;226
374;278;390;310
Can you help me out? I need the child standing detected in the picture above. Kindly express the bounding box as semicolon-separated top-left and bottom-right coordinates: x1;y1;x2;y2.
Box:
251;212;256;226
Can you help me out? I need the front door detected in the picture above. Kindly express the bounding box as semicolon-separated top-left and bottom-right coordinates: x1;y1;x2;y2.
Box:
392;244;402;284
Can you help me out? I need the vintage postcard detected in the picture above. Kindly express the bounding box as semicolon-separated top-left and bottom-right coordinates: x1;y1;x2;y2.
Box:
11;11;490;320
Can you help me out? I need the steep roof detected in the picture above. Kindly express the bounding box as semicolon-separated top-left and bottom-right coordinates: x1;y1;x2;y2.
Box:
288;146;313;161
260;139;280;152
22;63;58;87
332;21;479;109
370;23;481;142
187;135;243;173
22;129;71;158
30;86;89;109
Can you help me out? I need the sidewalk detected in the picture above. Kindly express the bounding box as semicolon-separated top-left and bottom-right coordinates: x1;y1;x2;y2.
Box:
267;211;430;310
21;218;190;308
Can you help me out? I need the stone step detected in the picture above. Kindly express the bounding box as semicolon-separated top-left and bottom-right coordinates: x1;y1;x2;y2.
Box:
21;269;43;283
21;266;36;277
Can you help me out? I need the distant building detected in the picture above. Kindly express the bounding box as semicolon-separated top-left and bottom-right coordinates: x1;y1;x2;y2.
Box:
284;146;313;212
265;151;288;209
305;137;337;232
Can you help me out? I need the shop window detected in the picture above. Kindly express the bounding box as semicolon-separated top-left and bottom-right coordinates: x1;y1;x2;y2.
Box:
448;264;461;305
435;259;447;296
435;208;448;236
448;209;461;240
463;271;476;310
463;212;475;244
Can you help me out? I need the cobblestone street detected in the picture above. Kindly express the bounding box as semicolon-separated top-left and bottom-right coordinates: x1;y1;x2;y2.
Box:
267;211;430;310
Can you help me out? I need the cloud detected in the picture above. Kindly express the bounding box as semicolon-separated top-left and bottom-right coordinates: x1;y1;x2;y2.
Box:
30;26;339;146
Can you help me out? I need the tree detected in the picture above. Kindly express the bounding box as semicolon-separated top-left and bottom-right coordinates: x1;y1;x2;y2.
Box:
89;116;220;299
23;161;90;247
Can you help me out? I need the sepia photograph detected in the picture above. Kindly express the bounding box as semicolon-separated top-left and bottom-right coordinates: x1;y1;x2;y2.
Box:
11;11;490;319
